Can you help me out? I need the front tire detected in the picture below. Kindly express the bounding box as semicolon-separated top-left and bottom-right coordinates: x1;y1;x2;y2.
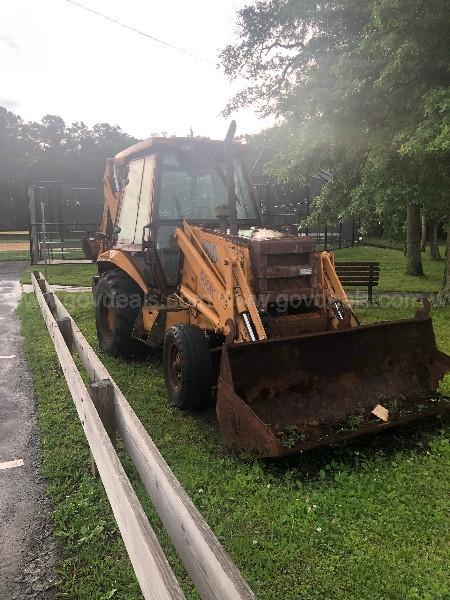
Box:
163;324;213;410
94;268;147;358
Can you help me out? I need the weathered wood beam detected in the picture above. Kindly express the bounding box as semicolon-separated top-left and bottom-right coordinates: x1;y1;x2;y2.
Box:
36;273;255;600
31;273;186;600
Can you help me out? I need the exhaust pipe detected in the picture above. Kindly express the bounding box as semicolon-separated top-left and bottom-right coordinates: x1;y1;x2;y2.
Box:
224;120;238;236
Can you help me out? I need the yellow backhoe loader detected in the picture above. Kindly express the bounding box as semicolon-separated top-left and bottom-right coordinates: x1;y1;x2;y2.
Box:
86;123;450;458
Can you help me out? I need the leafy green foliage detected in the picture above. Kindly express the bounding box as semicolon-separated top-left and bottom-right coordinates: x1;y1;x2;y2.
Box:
20;263;97;286
0;250;31;261
0;107;137;229
222;0;450;278
401;88;450;158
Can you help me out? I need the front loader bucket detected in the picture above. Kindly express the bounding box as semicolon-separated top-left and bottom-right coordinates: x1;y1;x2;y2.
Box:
217;316;450;458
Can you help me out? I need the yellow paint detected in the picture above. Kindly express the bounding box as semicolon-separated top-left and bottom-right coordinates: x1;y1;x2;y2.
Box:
97;249;149;294
176;223;267;342
142;307;159;332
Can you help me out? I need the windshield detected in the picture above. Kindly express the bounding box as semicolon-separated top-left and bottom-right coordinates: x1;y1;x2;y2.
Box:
158;149;258;221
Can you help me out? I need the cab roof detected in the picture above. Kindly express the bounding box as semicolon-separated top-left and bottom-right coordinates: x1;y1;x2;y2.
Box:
114;136;246;167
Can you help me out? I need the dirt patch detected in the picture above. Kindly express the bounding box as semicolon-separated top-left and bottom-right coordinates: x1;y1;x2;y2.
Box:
0;242;29;251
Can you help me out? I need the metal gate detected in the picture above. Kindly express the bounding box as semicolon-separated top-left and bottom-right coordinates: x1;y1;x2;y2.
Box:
28;180;103;264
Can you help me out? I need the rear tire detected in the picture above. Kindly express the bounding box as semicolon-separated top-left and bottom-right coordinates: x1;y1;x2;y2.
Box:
94;268;147;358
163;324;213;410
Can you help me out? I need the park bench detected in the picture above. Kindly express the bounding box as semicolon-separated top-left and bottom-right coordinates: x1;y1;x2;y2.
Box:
334;261;380;303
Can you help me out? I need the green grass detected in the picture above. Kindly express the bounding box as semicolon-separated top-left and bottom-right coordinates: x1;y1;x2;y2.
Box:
361;237;406;250
19;291;450;600
21;263;97;286
334;245;445;292
18;244;444;292
362;236;446;254
0;251;31;261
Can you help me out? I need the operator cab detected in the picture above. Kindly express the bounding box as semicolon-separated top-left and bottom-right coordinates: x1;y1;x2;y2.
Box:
114;138;261;287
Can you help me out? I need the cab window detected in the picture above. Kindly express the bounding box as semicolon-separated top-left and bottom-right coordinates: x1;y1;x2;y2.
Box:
116;156;155;244
158;149;257;221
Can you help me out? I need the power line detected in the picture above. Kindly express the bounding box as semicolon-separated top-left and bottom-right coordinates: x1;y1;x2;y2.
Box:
64;0;218;66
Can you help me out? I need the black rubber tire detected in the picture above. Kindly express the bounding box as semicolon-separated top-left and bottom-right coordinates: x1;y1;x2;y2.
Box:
94;268;148;358
163;324;213;410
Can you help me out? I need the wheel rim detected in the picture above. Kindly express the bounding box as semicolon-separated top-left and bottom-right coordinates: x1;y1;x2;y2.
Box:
168;344;182;391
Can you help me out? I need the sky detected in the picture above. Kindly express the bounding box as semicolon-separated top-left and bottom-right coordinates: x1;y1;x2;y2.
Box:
0;0;273;140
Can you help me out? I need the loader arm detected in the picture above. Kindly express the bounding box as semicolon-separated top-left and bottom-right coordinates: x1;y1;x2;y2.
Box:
321;252;359;329
175;222;267;343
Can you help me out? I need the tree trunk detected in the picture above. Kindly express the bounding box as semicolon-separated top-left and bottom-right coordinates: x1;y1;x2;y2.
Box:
406;203;424;276
441;221;450;304
429;221;441;260
421;214;427;252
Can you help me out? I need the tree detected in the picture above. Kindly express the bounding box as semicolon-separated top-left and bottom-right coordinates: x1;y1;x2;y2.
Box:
400;87;450;300
0;106;138;229
0;107;37;228
221;0;450;275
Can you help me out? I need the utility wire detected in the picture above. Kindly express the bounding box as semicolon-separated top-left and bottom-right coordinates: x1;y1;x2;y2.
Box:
65;0;217;65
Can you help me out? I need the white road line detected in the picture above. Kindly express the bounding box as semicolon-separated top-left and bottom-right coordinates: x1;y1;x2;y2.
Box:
0;355;16;359
0;317;5;320
0;459;24;470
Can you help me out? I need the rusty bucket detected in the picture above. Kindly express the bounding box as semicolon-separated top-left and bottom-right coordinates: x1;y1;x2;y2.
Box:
217;316;450;458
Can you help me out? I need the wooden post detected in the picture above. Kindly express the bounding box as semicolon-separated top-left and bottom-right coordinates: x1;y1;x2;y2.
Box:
29;185;39;265
32;274;186;599
89;379;115;477
57;317;73;351
43;292;56;315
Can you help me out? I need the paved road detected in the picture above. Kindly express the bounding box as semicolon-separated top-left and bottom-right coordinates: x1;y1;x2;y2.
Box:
0;261;56;599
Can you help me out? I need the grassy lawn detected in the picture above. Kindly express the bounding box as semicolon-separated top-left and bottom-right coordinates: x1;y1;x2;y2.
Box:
360;237;406;250
21;263;97;286
361;236;446;253
19;288;450;600
334;245;445;292
16;244;446;291
0;251;31;261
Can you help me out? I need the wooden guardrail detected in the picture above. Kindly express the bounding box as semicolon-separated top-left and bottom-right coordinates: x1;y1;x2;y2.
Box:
32;272;255;600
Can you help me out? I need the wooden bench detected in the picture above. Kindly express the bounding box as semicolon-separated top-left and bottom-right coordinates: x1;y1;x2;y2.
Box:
334;261;380;303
